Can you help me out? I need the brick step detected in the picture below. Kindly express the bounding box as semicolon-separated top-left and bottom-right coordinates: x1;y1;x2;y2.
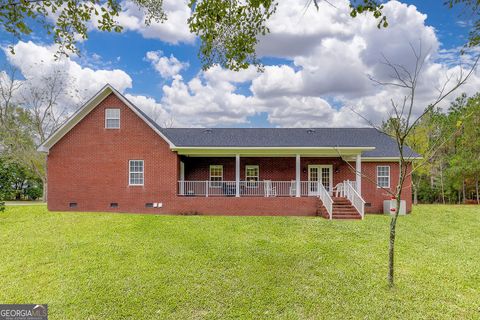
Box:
332;214;362;220
333;207;358;211
317;197;361;219
332;197;350;201
333;206;357;211
333;211;359;215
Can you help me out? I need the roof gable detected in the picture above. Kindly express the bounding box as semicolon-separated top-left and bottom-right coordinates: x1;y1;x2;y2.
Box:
38;84;174;152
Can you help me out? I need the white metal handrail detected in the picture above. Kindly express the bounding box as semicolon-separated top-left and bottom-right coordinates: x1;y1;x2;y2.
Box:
344;180;365;219
316;181;333;219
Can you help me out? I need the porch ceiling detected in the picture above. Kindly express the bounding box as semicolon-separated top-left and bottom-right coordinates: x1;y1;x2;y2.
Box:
173;146;375;157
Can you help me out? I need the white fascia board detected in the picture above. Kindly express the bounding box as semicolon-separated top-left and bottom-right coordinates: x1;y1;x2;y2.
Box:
362;156;423;162
172;146;376;156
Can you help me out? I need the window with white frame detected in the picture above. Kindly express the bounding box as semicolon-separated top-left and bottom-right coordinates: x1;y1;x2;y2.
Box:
377;165;390;188
105;108;120;129
129;160;144;186
209;165;223;187
245;165;259;187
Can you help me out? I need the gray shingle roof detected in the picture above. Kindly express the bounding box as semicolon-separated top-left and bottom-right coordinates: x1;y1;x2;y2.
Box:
159;128;420;158
118;87;418;158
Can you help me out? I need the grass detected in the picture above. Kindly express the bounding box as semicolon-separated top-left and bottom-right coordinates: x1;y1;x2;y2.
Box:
0;205;479;319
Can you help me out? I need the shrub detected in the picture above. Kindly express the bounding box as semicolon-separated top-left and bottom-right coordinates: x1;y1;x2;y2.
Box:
25;184;43;200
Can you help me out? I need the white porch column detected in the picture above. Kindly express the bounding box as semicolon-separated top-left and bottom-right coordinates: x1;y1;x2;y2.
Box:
296;154;301;197
235;154;240;197
356;154;362;196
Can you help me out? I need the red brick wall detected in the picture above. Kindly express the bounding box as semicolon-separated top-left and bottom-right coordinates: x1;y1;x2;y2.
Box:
361;162;412;213
47;92;412;216
48;93;179;213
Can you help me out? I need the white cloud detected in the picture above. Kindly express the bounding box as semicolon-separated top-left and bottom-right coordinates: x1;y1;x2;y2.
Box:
117;0;194;44
166;0;480;128
125;93;171;125
161;66;262;127
4;41;132;107
145;51;189;78
4;0;480;129
248;1;474;127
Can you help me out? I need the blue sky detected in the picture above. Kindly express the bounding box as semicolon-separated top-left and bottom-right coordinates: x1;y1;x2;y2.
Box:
0;0;477;128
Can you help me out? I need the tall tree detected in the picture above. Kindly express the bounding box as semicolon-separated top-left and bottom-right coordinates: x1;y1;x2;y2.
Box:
0;67;75;201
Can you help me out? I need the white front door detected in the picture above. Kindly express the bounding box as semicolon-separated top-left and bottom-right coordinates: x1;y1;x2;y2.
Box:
308;165;333;196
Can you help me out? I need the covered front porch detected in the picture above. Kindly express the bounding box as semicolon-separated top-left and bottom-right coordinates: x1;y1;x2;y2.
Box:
174;147;369;219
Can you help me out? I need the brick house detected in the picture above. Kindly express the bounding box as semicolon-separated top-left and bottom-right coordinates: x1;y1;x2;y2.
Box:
39;85;420;219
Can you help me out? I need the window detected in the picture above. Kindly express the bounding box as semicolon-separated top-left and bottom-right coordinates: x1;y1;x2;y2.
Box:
209;165;223;187
105;108;120;129
245;165;259;187
377;165;390;188
129;160;144;186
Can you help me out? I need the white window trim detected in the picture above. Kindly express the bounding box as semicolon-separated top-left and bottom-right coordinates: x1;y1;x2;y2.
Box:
376;165;390;188
105;108;120;129
209;165;223;188
129;160;144;186
245;165;259;188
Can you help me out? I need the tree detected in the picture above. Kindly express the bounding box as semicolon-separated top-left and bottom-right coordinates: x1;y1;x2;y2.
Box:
357;42;478;287
0;156;43;200
0;66;75;202
1;0;478;71
442;93;480;203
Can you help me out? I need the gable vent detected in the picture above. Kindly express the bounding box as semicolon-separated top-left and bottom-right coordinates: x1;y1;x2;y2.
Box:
306;129;315;134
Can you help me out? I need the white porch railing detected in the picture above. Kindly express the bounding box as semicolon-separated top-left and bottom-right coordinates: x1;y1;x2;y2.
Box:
316;181;333;219
343;180;365;219
178;180;331;198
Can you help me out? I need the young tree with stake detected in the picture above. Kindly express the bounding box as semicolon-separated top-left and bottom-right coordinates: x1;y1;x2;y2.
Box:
352;42;479;287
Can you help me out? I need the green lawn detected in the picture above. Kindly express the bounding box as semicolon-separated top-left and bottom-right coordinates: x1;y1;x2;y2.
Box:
0;205;479;319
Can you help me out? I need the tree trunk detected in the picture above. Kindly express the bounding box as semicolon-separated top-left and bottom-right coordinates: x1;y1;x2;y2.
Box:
42;177;47;203
440;167;445;204
462;179;466;203
413;183;418;205
476;178;479;205
388;196;401;287
42;158;47;203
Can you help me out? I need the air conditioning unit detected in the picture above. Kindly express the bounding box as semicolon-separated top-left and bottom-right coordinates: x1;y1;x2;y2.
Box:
383;200;406;215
